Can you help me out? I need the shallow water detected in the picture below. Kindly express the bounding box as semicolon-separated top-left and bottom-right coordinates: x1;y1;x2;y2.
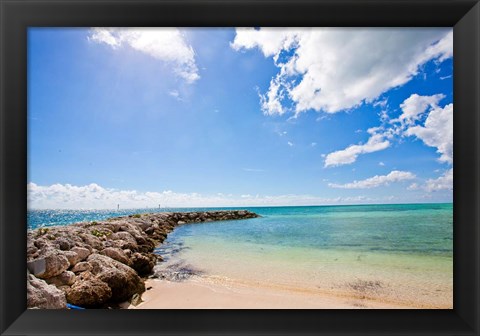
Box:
159;204;453;308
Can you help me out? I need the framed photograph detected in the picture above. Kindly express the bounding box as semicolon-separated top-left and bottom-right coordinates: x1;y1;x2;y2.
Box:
1;0;479;335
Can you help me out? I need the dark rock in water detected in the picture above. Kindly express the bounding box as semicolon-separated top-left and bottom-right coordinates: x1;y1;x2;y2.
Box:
152;262;202;282
66;271;112;307
27;272;67;309
87;254;145;303
130;252;156;276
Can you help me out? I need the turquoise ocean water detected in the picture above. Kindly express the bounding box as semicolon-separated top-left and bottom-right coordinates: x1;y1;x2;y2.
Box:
28;203;453;307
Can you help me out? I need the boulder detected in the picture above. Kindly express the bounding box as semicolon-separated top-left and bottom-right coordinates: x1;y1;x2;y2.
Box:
27;272;67;309
101;247;130;265
71;261;92;273
71;246;91;261
79;234;103;250
87;254;145;302
33;238;49;249
130;252;156;276
63;251;80;267
28;252;70;279
54;237;74;251
46;271;76;287
66;271;112;307
110;232;138;250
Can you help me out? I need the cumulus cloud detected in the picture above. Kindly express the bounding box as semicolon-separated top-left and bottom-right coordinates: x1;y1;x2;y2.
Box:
406;169;453;192
28;182;391;209
405;102;453;164
398;93;445;125
424;168;453;191
89;28;199;83
232;28;452;115
324;133;390;167
324;94;452;167
328;170;415;189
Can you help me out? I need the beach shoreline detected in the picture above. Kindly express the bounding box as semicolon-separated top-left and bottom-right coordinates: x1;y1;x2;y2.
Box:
131;277;428;309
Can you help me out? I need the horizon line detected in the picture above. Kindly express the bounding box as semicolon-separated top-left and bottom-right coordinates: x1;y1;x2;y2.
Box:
27;201;453;211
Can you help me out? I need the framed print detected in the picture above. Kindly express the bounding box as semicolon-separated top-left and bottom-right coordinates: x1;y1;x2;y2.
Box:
1;0;479;335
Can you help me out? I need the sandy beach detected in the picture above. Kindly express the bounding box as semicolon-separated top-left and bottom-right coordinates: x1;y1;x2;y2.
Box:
131;277;425;309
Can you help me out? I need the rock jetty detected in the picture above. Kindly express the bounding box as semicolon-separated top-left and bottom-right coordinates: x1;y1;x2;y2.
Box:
27;210;259;308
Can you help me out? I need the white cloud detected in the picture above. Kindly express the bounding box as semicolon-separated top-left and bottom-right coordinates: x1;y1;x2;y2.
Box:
28;182;389;209
424;169;453;192
406;169;453;192
232;28;452;115
379;162;385;166
398;93;445;125
287;141;293;147
407;183;419;190
328;170;415;189
324;133;390;167
260;76;287;115
324;94;452;167
231;28;302;59
89;28;199;83
405;102;453;164
168;90;183;101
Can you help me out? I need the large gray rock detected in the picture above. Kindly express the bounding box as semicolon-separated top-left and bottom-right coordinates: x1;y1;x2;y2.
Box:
27;273;67;309
87;254;145;303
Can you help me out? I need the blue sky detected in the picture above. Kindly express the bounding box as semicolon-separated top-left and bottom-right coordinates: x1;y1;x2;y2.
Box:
28;28;453;209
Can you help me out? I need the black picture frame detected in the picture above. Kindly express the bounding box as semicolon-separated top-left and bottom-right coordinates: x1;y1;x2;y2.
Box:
1;0;479;335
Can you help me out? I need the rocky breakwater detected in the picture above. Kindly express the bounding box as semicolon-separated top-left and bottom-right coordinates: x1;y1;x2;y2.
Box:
27;210;259;309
